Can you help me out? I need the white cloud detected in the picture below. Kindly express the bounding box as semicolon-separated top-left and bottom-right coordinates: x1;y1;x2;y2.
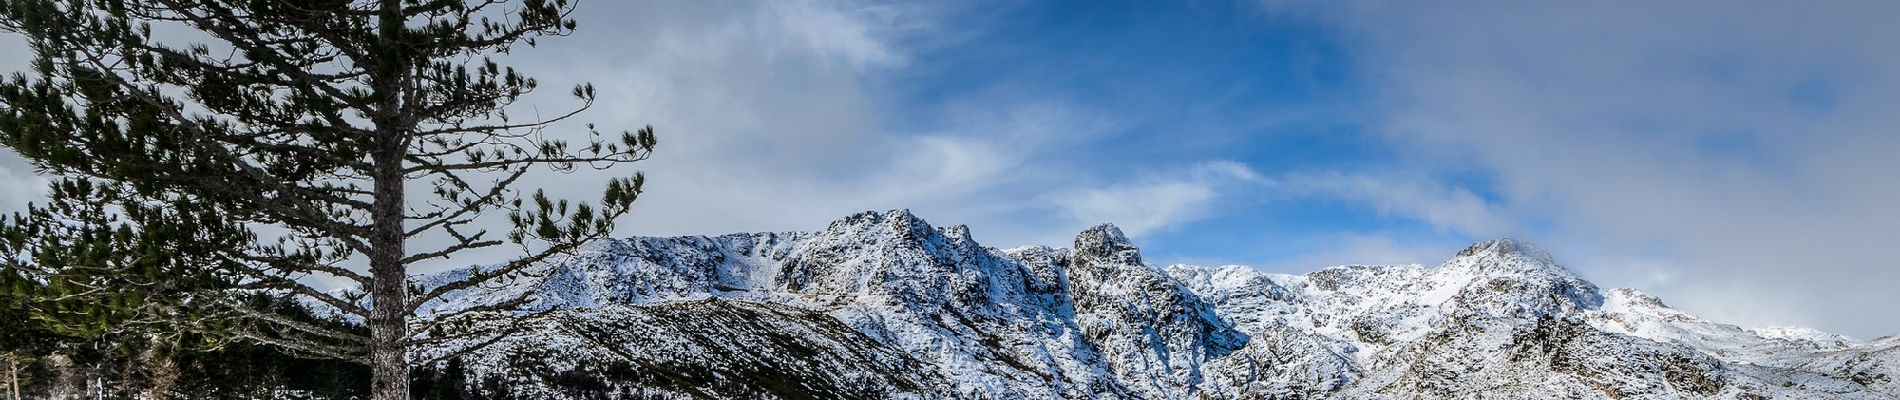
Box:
1048;161;1270;238
762;0;917;69
0;33;40;212
1284;172;1509;238
1053;181;1218;237
1262;0;1900;337
0;153;43;212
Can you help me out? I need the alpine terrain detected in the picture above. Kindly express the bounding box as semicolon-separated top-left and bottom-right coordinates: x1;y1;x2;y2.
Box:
411;210;1900;399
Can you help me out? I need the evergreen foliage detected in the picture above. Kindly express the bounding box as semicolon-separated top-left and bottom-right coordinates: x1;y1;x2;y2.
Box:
0;292;377;399
0;0;655;397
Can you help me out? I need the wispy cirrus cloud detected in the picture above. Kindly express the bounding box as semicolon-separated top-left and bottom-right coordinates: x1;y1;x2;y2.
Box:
1282;171;1509;239
1047;161;1270;238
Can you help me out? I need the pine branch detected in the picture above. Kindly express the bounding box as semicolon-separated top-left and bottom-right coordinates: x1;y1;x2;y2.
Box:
0;2;652;396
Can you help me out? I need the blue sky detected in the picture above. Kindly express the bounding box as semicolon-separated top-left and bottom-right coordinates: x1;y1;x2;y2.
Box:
841;0;1522;271
537;0;1895;338
873;1;1428;264
4;1;1898;338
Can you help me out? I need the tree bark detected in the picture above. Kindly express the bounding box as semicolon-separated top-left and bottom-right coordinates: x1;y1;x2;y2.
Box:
368;0;410;398
367;128;410;400
6;353;17;400
368;156;408;400
367;98;412;400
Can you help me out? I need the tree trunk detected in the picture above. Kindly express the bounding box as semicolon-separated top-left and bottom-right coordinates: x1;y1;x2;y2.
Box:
6;353;17;400
143;352;176;400
369;0;412;399
368;142;410;400
367;130;410;400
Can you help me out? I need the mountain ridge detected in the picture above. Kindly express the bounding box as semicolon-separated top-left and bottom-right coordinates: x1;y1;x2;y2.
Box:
416;210;1899;399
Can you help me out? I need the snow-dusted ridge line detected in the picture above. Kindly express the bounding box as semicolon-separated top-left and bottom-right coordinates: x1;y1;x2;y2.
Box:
418;209;1899;399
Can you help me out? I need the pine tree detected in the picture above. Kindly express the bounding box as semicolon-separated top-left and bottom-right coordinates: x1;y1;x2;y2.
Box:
0;1;655;398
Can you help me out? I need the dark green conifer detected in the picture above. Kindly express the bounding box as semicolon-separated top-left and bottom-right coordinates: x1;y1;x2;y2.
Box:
0;1;654;398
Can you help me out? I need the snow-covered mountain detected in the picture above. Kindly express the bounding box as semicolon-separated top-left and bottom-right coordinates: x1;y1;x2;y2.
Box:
418;210;1899;399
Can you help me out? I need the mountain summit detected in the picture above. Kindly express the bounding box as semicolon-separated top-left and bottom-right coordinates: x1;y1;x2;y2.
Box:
419;211;1898;399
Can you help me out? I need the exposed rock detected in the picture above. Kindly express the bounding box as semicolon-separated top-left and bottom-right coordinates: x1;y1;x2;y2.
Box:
413;210;1899;399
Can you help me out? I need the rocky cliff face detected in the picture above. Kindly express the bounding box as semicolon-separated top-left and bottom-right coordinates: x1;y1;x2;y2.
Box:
418;210;1899;399
1066;224;1246;398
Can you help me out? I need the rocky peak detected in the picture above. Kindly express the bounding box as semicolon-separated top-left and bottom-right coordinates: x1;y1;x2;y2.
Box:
1456;238;1531;257
822;209;933;240
1066;224;1141;296
1435;238;1603;319
1062;224;1248;398
1453;238;1558;267
1441;238;1580;281
1074;223;1142;265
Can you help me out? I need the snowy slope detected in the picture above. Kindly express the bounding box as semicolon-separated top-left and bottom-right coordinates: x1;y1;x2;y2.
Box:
418;210;1899;399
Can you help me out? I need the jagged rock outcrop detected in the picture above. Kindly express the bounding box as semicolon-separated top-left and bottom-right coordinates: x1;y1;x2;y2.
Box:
1066;224;1246;398
416;210;1900;399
